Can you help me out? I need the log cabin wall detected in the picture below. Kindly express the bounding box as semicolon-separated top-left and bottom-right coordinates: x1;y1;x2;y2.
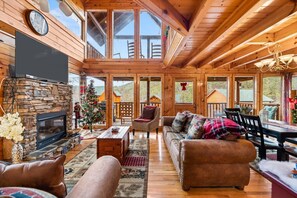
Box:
0;0;85;159
85;61;264;127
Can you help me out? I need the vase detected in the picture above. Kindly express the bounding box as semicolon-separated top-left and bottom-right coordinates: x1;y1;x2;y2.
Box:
11;142;23;164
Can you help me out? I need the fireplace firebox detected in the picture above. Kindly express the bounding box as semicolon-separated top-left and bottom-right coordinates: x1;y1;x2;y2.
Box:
36;111;67;149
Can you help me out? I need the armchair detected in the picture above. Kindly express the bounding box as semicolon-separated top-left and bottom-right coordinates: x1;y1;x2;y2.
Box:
132;106;160;138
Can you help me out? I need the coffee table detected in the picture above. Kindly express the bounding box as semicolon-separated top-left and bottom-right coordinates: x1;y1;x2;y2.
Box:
96;126;130;164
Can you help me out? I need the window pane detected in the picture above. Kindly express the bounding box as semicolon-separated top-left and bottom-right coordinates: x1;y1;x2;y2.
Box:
234;76;254;113
113;77;134;126
68;73;80;109
262;76;282;120
207;77;228;118
49;0;82;38
140;77;162;116
86;76;107;126
140;11;162;59
175;81;193;104
87;11;107;58
113;11;134;59
292;76;297;90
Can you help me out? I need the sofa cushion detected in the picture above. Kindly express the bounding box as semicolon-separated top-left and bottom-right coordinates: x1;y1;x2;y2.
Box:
134;118;151;122
141;106;156;119
172;112;187;132
186;118;206;139
202;118;245;140
0;155;66;198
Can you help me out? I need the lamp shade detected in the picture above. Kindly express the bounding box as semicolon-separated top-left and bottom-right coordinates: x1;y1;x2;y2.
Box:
59;1;72;16
39;0;50;12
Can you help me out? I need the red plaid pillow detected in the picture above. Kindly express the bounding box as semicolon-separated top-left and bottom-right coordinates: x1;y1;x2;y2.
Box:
203;118;246;140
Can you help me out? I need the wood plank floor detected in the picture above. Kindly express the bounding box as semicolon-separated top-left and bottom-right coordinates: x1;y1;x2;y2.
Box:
65;132;272;198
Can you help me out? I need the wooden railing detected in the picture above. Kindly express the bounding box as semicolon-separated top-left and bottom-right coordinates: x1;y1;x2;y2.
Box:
113;102;161;119
87;42;104;59
140;102;161;113
207;103;227;118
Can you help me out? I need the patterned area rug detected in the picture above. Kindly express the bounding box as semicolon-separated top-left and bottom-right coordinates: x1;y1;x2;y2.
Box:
64;138;149;198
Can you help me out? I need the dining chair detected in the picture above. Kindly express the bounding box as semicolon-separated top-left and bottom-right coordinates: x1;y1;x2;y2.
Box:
240;114;282;160
225;110;242;125
225;107;241;112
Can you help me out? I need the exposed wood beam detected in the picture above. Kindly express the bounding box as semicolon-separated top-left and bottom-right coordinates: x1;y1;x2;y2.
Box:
214;20;297;68
198;1;297;68
87;12;106;38
248;33;275;45
163;0;213;67
163;32;183;67
183;0;267;67
133;0;188;36
230;36;297;69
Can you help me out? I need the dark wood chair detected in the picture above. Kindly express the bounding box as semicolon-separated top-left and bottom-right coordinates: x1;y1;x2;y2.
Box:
151;43;161;58
225;107;241;112
225;110;242;125
240;114;282;160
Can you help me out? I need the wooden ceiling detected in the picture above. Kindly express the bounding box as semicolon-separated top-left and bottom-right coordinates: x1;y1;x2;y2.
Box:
82;0;297;71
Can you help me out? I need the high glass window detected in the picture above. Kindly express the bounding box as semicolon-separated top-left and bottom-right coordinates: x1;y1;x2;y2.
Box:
48;0;82;38
113;11;134;59
140;11;162;59
68;73;80;109
175;81;193;104
262;76;282;120
87;11;107;58
207;77;228;118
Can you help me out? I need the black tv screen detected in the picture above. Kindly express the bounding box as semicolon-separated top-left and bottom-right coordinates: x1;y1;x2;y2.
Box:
15;31;68;83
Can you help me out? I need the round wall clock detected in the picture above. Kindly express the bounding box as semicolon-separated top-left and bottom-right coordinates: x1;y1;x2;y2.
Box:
26;10;49;36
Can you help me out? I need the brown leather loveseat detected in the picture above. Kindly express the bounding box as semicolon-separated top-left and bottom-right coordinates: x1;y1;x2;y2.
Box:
0;155;121;198
162;116;256;191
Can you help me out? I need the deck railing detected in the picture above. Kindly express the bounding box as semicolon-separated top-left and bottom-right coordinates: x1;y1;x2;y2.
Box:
207;103;227;118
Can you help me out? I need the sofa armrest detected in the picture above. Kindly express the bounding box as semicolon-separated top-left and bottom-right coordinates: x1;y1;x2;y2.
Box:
66;156;121;198
180;139;256;164
161;116;175;126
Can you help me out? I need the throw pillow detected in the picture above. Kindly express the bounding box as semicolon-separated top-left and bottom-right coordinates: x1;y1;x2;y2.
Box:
264;106;278;119
172;112;187;132
202;118;246;140
186;118;206;139
0;155;66;198
189;114;205;128
182;111;195;132
141;106;156;120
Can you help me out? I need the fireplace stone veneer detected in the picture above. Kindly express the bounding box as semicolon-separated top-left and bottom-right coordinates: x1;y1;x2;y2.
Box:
3;78;73;157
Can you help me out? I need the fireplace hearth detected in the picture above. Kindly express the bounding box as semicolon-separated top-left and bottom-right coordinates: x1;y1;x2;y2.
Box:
36;111;67;149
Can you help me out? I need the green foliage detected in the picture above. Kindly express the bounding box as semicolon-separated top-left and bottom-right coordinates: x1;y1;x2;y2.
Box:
80;80;103;132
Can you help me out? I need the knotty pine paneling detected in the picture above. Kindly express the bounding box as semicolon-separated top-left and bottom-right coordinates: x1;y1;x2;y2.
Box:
0;0;85;62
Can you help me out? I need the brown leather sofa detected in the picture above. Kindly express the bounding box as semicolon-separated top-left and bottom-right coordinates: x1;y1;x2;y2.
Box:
0;155;121;198
162;116;257;191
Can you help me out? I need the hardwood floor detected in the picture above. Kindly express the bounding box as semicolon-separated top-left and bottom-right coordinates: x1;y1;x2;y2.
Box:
65;132;272;198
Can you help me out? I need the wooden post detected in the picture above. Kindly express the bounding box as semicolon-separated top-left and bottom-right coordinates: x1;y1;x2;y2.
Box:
147;77;150;105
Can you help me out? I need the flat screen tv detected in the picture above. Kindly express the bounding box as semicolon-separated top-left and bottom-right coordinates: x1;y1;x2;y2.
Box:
15;31;68;83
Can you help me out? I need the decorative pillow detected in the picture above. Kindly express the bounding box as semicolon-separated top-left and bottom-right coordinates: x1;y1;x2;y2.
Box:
0;155;66;198
182;111;195;132
172;112;187;132
186;118;206;139
189;114;205;128
202;118;246;140
141;106;156;119
264;106;278;119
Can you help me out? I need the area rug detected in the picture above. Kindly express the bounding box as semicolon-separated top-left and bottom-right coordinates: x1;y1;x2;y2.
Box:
64;138;149;198
79;128;104;140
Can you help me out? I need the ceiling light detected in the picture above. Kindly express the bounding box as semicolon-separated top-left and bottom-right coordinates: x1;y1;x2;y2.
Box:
254;43;297;72
59;0;73;16
39;0;50;12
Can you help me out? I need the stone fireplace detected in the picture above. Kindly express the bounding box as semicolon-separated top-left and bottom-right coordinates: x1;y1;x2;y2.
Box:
3;78;73;157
